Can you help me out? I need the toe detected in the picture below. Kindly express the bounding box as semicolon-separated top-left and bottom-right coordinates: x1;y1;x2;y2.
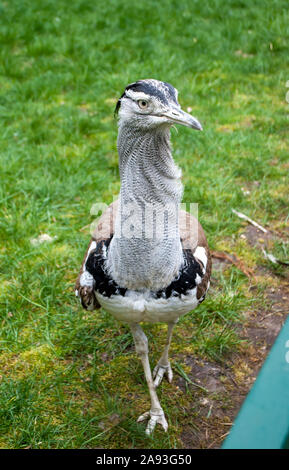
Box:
153;367;165;387
137;411;150;423
153;363;173;387
145;416;157;435
167;366;173;383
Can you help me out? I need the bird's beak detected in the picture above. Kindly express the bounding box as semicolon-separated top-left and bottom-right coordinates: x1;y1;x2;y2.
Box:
161;107;203;130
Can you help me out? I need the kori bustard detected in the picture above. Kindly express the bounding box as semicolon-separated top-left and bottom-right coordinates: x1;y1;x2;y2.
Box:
75;79;211;435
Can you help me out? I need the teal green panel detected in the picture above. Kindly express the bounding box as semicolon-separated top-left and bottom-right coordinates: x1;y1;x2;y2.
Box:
222;316;289;449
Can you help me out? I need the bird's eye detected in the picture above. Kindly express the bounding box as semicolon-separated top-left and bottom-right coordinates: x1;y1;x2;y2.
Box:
138;100;148;109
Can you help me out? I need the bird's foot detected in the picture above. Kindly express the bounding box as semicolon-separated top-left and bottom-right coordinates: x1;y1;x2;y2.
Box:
153;362;173;387
137;408;168;435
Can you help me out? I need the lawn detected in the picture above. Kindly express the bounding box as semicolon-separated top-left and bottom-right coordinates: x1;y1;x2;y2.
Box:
0;0;288;449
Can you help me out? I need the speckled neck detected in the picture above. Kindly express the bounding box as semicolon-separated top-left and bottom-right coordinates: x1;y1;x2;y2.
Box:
106;124;184;291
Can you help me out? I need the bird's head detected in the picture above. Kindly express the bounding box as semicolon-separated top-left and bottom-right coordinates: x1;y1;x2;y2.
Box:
115;79;202;131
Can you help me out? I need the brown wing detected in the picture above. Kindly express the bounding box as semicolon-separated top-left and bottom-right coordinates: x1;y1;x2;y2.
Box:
179;210;211;301
75;200;118;310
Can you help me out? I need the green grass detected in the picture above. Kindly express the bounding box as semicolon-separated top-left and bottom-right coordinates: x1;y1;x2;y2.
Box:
0;0;288;449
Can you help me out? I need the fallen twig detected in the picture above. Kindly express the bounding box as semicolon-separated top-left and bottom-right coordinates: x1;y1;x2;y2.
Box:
261;248;289;266
212;251;256;280
208;431;230;449
232;209;267;233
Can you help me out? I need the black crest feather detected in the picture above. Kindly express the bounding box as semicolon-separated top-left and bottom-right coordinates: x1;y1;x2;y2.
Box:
114;80;178;116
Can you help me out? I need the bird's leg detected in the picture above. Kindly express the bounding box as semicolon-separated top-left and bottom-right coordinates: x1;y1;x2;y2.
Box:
130;322;168;435
153;321;176;387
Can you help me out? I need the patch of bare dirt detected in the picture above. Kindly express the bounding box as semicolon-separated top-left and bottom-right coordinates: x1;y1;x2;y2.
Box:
244;224;274;248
